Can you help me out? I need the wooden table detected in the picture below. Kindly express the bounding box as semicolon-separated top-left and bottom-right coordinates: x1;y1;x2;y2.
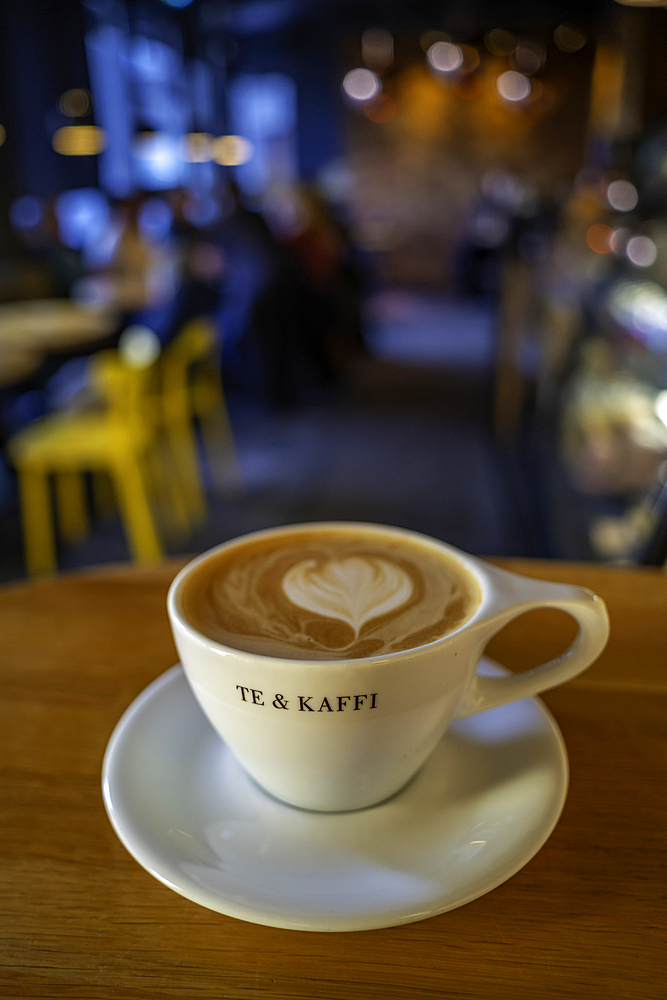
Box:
0;299;118;388
1;558;665;999
0;299;117;352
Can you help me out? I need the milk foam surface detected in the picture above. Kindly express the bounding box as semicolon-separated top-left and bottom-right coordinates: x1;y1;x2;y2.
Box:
181;528;480;659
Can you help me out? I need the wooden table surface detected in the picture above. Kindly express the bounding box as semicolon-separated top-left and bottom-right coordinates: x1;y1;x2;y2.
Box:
0;299;118;388
0;299;116;351
1;557;665;999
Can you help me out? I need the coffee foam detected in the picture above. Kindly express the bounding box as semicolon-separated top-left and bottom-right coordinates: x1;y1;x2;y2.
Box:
180;528;480;660
282;556;414;635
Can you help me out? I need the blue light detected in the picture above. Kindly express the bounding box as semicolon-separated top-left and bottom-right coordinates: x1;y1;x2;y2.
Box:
133;132;184;189
9;196;45;231
160;0;194;8
229;74;298;196
138;197;174;243
54;188;110;251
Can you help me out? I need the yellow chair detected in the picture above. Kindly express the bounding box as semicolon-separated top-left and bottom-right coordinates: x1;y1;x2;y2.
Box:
7;349;163;575
159;318;238;527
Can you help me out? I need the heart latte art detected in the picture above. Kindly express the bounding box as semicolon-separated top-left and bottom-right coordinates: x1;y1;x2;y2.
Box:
181;527;480;659
282;557;414;636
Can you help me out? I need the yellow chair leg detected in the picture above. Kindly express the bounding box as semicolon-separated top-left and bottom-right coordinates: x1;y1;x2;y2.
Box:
18;469;57;575
112;458;163;564
144;439;191;541
165;421;207;525
55;472;89;543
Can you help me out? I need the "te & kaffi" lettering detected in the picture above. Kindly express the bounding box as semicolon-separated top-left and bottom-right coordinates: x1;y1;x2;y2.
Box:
235;687;378;712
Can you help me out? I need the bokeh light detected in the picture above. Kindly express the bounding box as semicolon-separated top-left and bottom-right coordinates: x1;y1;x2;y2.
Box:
511;44;545;76
138;197;174;243
427;41;464;73
211;135;254;166
485;29;517;57
553;24;588;53
610;227;631;254
608;281;667;346
54;188;110;250
587;223;614;254
496;71;531;103
655;391;667;428
52;125;106;155
133;131;183;187
9;195;44;230
342;68;381;101
58;88;92;117
118;326;161;368
607;179;639;212
361;28;393;73
627;235;658;267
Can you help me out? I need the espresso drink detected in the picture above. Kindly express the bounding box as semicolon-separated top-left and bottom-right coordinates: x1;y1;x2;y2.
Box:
181;526;481;660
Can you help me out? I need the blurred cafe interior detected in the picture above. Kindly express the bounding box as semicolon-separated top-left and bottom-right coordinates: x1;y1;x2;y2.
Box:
2;0;667;580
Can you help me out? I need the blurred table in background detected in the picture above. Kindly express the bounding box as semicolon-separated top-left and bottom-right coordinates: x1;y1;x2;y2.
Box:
0;346;41;389
0;298;117;387
1;557;665;999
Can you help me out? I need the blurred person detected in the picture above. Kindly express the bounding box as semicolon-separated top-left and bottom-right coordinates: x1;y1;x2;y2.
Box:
210;179;338;408
278;183;366;362
136;188;226;345
78;194;179;319
208;179;282;395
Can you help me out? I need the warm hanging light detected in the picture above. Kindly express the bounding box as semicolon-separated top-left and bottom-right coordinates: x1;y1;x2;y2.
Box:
211;135;254;166
52;125;106;155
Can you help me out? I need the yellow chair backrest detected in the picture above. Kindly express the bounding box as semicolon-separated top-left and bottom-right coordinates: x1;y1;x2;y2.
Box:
160;318;217;402
89;349;158;435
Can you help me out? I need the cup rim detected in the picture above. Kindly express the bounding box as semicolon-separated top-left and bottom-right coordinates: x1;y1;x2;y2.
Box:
167;521;494;668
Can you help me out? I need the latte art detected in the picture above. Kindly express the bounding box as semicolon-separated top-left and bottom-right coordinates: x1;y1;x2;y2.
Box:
282;556;413;636
180;527;481;660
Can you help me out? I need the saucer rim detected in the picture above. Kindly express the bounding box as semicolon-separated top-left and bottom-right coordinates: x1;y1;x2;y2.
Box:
102;662;569;932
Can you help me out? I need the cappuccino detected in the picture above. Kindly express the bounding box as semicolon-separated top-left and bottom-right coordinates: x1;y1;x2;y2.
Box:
180;525;481;660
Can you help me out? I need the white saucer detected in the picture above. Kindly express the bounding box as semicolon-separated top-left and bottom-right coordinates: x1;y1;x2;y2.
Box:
102;660;568;932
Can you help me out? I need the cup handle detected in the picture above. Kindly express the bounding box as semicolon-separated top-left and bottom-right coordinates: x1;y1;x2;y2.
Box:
455;569;610;719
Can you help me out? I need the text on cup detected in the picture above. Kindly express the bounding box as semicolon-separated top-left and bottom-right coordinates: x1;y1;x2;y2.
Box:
236;686;377;711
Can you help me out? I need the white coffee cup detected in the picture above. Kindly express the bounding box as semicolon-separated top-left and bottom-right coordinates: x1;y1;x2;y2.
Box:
168;523;609;812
